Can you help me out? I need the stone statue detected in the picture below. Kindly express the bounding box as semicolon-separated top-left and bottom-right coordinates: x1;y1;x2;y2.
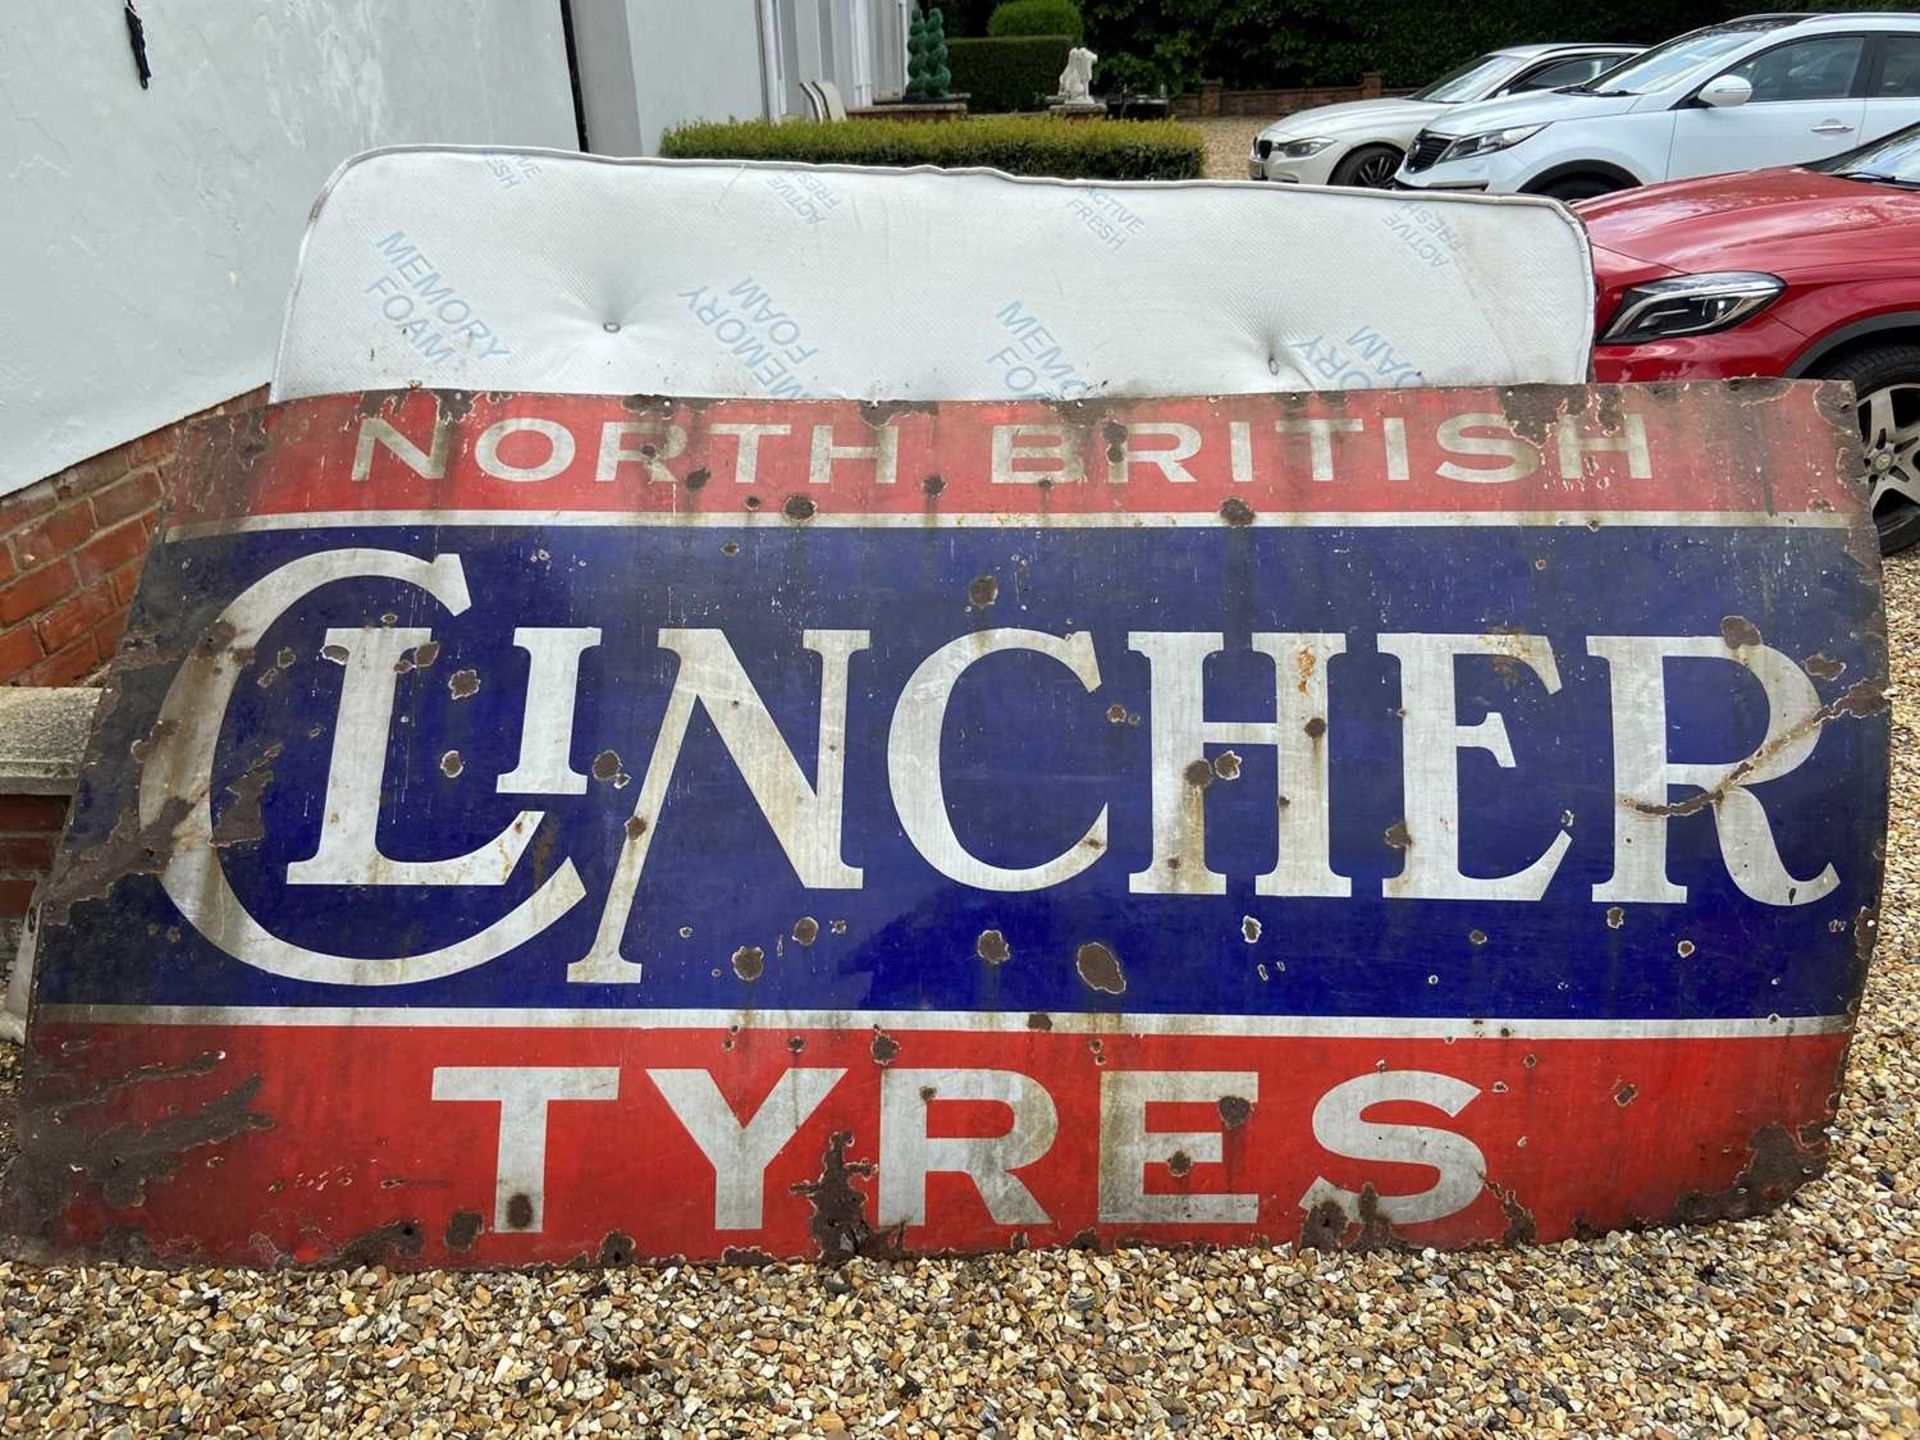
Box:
1059;47;1098;104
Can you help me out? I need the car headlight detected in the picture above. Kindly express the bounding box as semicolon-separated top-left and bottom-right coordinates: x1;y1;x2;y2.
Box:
1599;273;1785;344
1438;124;1547;163
1270;137;1334;160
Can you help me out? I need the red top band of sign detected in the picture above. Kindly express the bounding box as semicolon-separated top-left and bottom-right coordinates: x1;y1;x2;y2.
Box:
169;384;1863;531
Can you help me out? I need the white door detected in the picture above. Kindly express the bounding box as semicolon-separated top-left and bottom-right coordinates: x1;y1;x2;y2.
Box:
1667;34;1869;181
1863;33;1920;144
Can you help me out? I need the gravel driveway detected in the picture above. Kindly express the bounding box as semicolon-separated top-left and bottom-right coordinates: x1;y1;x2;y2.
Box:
1193;117;1267;181
0;560;1915;1437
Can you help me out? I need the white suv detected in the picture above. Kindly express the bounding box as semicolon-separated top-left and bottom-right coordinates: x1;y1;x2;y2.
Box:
1247;44;1638;188
1394;12;1920;200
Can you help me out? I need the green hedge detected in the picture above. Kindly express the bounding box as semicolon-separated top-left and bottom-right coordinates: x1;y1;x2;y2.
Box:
659;117;1205;180
987;0;1084;43
1078;0;1907;93
949;35;1072;113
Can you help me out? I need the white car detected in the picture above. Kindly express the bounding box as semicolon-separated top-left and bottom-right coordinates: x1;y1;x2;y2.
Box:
1247;44;1639;187
1395;11;1920;199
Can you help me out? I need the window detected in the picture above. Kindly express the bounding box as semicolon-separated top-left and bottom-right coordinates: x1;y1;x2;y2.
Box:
1876;35;1920;97
1586;22;1786;97
1506;56;1616;94
1722;36;1865;103
1412;54;1514;104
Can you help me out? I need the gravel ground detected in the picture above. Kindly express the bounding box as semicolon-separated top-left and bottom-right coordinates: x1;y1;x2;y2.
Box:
1193;117;1269;181
0;559;1916;1437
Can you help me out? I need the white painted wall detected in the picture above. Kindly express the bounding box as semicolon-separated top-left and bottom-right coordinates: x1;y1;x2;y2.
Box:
874;0;910;100
571;0;769;155
0;0;577;493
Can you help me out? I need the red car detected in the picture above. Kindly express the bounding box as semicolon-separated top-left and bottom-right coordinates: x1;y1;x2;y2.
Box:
1581;123;1920;551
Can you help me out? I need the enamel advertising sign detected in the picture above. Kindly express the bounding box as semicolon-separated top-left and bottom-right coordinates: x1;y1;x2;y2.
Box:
8;382;1886;1265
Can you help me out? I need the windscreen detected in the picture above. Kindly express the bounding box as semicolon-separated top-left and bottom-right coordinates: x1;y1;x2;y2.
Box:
1413;53;1514;103
1575;21;1787;97
1816;124;1920;185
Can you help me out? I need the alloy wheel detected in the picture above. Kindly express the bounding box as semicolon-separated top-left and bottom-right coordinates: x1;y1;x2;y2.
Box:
1861;381;1920;550
1350;151;1399;187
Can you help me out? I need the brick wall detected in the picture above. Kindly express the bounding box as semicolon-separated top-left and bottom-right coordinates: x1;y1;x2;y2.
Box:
0;796;67;919
1173;73;1417;118
0;387;267;921
0;388;266;689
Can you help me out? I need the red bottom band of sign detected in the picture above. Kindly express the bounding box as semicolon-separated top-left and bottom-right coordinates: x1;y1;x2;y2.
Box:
17;1021;1848;1264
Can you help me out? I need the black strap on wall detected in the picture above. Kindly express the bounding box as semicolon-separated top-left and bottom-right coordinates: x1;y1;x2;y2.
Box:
124;1;152;89
559;0;591;151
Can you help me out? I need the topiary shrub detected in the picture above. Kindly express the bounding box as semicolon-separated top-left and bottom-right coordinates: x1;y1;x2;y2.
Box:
987;0;1084;44
660;116;1205;181
949;36;1074;113
906;6;955;100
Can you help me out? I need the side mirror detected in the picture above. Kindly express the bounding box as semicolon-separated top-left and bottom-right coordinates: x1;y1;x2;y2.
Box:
1697;74;1753;109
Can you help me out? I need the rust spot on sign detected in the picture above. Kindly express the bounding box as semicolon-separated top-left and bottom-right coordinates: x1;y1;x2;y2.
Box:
1219;498;1255;527
37;795;192;926
731;946;765;982
444;1210;484;1250
969;575;998;608
1805;652;1846;681
1672;1122;1826;1223
1493;1183;1537;1245
209;744;281;850
792;916;819;946
1301;1184;1409;1253
976;929;1010;966
447;669;480;700
1721;615;1762;650
8;1064;272;1227
1075;941;1126;995
1218;1094;1252;1129
327;1219;426;1268
1384;819;1412;850
790;1131;903;1263
870;1032;900;1065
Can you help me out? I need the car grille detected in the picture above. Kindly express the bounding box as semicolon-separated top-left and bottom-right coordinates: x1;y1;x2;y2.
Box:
1255;138;1273;160
1404;132;1449;173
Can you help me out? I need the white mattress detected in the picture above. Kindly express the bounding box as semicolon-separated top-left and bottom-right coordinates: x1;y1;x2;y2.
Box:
272;145;1594;403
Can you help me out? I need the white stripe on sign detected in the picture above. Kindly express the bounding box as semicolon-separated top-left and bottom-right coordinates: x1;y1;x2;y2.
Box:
34;1004;1852;1040
161;509;1855;542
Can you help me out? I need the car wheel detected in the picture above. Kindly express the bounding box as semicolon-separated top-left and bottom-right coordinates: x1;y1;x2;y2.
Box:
1813;343;1920;555
1537;175;1621;202
1330;144;1403;189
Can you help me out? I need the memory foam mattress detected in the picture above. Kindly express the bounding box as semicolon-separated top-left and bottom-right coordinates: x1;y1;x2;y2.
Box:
271;146;1594;402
